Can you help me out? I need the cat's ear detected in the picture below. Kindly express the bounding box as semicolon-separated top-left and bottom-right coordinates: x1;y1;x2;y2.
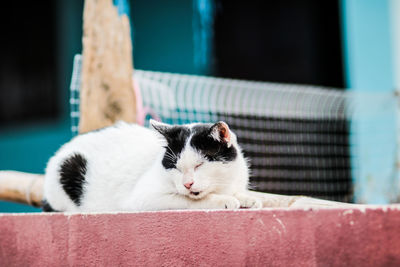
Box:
150;119;172;136
210;121;232;147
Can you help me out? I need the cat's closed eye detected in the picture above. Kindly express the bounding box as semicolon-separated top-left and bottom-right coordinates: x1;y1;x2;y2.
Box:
194;162;204;170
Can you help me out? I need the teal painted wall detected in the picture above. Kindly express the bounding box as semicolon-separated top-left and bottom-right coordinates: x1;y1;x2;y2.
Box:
0;123;71;212
132;0;197;74
341;0;398;203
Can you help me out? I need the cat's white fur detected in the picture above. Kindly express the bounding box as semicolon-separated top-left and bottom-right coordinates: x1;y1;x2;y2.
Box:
44;121;262;212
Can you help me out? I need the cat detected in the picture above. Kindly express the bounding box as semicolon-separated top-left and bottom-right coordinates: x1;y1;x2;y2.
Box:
43;120;262;212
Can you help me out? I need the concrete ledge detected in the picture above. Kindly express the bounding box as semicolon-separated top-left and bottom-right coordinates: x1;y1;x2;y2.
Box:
1;207;400;266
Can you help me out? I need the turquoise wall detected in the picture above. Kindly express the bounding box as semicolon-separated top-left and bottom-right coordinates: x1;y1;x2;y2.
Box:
341;0;398;203
132;0;197;74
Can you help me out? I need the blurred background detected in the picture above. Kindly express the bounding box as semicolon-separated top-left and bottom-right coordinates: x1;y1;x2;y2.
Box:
1;0;399;212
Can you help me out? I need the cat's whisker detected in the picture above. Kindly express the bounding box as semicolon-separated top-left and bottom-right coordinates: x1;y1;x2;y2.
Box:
163;155;176;162
166;146;178;159
164;156;176;162
164;154;174;159
165;150;176;158
164;151;177;161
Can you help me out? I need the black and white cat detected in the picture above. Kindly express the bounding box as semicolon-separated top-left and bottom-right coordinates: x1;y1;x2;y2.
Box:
43;120;262;212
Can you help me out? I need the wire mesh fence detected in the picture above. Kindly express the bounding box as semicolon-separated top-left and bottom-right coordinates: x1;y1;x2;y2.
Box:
70;55;398;202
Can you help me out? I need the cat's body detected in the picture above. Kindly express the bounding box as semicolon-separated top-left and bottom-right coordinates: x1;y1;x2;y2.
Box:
43;120;262;212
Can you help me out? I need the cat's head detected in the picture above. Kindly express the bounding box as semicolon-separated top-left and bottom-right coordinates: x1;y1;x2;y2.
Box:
150;119;245;199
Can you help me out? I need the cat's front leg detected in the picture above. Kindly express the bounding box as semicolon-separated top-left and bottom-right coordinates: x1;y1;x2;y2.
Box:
234;192;263;209
190;193;241;210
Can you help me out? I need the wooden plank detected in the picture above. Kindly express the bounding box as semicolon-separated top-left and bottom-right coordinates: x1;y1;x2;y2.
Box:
0;171;44;207
0;171;359;209
80;0;136;133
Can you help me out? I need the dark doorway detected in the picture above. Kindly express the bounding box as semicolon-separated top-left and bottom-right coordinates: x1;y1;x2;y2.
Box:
213;0;344;88
0;1;59;126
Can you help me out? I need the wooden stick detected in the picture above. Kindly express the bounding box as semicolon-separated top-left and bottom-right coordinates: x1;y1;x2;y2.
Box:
80;0;137;133
0;171;44;207
0;170;359;209
248;190;359;208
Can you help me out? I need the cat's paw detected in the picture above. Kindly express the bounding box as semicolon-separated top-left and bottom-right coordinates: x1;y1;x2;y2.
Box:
235;194;263;209
198;194;241;210
222;196;241;209
211;195;240;209
242;197;263;209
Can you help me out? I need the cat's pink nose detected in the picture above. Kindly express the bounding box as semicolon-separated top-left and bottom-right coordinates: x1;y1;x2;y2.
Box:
184;181;194;189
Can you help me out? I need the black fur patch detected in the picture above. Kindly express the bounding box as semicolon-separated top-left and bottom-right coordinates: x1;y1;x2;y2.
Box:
59;153;87;206
191;124;237;162
157;123;237;169
41;199;58;212
160;126;191;169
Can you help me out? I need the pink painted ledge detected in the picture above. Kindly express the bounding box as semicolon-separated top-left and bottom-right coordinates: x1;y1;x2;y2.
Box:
1;207;400;267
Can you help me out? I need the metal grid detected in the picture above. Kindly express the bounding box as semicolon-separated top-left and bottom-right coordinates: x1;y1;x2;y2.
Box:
70;55;353;202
